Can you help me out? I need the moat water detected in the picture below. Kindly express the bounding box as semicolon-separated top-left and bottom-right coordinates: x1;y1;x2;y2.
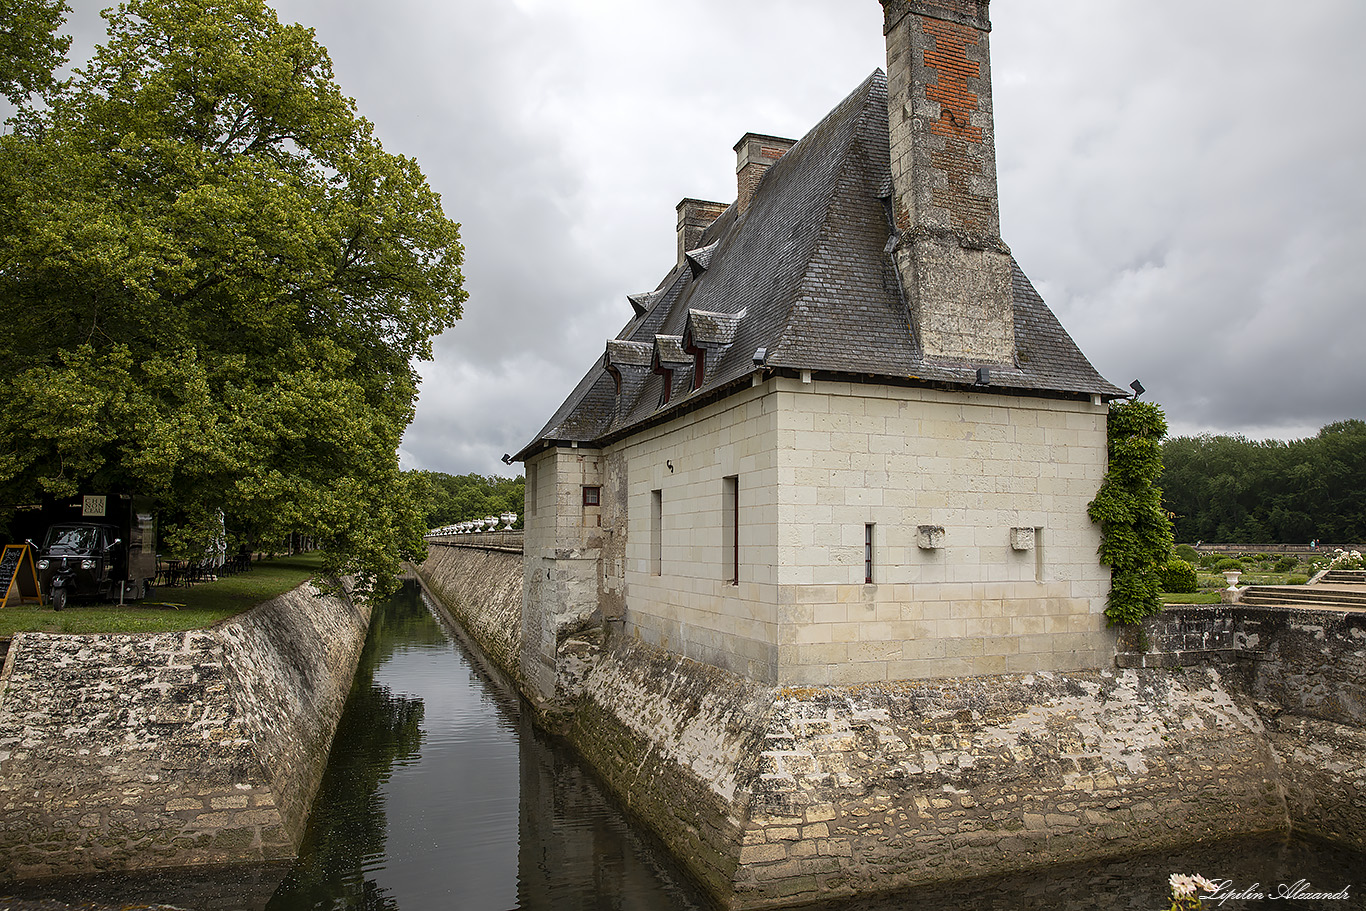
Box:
6;581;1362;910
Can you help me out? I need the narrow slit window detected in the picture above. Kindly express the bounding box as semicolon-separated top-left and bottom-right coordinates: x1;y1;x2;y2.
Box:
723;476;738;584
1034;526;1045;582
865;523;874;584
650;489;662;576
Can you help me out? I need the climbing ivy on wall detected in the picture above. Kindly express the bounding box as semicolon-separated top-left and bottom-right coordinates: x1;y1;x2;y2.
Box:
1088;400;1175;626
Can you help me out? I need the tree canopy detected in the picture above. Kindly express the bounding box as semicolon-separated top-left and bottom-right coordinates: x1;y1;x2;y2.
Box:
0;0;466;594
0;0;71;103
406;471;524;530
1162;420;1366;545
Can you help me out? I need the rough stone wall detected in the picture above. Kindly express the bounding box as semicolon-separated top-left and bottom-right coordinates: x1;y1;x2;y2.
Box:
215;585;372;847
566;638;1288;910
0;583;369;882
1234;608;1366;850
568;638;776;903
1121;604;1366;851
732;668;1284;908
417;543;524;678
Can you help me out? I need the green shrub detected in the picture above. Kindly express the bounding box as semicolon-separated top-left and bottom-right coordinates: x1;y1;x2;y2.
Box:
1199;553;1222;569
1213;557;1243;572
1274;556;1299;573
1174;544;1199;563
1287;574;1309;585
1160;558;1198;594
1086;400;1174;626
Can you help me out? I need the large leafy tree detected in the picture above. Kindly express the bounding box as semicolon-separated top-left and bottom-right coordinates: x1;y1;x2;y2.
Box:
0;0;71;103
0;0;466;594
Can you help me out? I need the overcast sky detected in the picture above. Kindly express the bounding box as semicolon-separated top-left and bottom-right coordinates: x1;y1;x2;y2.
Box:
52;0;1366;477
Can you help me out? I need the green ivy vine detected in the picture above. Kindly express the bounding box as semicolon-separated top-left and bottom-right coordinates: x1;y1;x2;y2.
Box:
1087;399;1174;626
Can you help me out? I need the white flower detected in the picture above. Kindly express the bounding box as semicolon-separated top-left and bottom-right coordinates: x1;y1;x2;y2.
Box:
1194;874;1218;893
1170;873;1197;898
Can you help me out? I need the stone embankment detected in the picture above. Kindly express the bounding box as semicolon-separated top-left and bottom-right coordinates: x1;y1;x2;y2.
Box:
0;583;370;882
418;544;1366;910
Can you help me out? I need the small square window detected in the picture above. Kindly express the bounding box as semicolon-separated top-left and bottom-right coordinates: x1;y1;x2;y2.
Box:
582;486;601;506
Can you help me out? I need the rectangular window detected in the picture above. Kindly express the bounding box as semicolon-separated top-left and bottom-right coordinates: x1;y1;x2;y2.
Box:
650;489;662;576
723;476;738;584
582;486;600;506
526;463;537;517
865;524;874;584
1034;527;1046;583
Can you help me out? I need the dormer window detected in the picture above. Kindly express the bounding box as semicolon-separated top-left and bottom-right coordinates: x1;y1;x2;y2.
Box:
652;335;690;409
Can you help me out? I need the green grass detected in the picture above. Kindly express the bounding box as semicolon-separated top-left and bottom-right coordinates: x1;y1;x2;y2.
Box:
0;553;324;637
1161;592;1222;605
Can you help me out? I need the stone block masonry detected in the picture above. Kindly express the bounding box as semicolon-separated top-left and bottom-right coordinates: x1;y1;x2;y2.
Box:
571;639;1286;910
418;548;1365;910
417;543;524;681
1121;604;1366;851
0;583;370;882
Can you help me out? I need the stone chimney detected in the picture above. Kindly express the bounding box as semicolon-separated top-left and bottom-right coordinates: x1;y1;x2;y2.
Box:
882;0;1014;365
734;133;796;215
676;198;728;267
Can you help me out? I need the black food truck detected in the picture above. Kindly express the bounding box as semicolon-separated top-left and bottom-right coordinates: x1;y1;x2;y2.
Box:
26;494;157;609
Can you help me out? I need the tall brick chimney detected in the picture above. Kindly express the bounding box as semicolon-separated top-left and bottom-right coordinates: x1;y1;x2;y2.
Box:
676;198;728;267
881;0;1014;365
734;133;796;215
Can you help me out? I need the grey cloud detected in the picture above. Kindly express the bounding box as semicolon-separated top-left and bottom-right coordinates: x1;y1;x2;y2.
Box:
42;0;1366;473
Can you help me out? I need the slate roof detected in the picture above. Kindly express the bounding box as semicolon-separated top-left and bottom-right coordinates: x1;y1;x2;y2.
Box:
516;70;1125;460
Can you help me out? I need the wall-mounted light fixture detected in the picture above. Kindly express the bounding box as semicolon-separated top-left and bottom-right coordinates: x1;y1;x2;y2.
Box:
1130;379;1145;399
975;367;990;386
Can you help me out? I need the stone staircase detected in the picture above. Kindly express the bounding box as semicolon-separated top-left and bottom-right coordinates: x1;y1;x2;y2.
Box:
1238;577;1366;610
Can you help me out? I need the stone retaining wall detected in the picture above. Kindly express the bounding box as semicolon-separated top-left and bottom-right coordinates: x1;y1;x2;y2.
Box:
569;640;1286;909
417;548;1363;909
414;544;523;682
1120;604;1366;850
0;583;369;882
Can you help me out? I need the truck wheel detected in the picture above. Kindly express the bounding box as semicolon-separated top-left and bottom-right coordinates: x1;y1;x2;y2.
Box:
52;587;67;612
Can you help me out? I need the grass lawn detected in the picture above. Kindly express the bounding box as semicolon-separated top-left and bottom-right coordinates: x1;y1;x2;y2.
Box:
1161;592;1223;605
0;553;324;637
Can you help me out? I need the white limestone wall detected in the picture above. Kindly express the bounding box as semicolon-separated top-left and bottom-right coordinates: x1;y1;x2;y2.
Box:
617;383;783;681
615;377;1112;685
768;378;1114;683
521;446;605;705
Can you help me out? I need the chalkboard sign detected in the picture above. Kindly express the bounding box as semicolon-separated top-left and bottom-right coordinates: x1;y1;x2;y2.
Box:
0;544;43;609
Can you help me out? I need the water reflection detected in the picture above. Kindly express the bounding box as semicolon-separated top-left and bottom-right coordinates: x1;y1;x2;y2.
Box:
265;581;707;911
804;832;1362;911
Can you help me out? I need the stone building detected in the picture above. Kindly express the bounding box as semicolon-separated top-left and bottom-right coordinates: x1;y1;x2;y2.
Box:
514;0;1126;706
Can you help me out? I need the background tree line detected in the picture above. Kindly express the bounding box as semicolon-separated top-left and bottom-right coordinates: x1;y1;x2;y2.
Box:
1161;420;1366;544
406;471;524;530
